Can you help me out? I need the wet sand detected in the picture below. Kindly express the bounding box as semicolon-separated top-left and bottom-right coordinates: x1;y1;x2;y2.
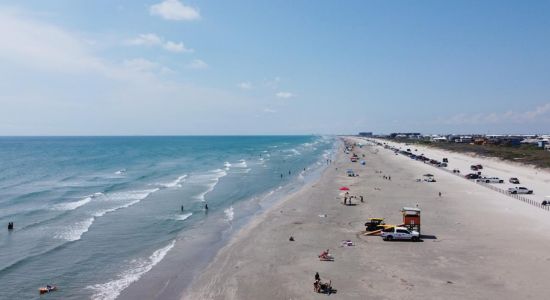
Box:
182;137;550;300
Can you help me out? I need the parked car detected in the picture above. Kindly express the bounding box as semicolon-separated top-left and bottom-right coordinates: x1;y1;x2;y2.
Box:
381;227;420;242
465;173;479;179
442;158;449;163
470;165;479;171
508;187;533;194
476;177;504;183
509;177;520;184
438;162;448;167
476;164;483;169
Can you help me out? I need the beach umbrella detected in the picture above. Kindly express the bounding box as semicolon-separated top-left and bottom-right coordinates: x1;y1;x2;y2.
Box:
339;186;350;191
423;174;434;177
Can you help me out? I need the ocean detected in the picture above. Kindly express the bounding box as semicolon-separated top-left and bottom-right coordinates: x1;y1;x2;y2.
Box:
0;136;336;299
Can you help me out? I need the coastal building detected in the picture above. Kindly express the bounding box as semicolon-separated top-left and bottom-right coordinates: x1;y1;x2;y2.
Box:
389;133;421;139
358;132;373;137
430;135;447;142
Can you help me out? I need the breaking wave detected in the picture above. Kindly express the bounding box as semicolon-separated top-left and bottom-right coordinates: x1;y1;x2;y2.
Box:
87;240;176;300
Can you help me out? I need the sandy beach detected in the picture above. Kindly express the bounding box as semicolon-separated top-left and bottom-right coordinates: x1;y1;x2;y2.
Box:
182;137;550;300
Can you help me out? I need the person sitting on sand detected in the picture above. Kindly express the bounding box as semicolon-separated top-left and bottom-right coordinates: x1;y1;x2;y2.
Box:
314;279;332;294
319;249;333;260
313;280;320;292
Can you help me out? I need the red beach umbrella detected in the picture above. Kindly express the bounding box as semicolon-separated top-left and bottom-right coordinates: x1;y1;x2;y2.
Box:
339;186;350;191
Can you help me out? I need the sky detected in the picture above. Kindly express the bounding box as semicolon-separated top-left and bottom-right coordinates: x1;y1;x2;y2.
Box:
0;0;549;135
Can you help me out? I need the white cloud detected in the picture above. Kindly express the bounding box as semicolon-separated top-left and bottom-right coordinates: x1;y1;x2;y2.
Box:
126;33;162;46
126;33;193;53
150;0;200;21
187;59;208;69
238;81;252;90
439;103;550;125
263;108;277;113
276;92;294;99
163;41;193;53
0;9;106;74
123;58;161;72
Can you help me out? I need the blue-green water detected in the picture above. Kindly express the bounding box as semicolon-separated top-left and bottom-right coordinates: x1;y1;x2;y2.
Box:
0;136;335;299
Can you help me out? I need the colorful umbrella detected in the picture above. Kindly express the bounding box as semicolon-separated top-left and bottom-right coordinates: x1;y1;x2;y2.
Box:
339;186;350;191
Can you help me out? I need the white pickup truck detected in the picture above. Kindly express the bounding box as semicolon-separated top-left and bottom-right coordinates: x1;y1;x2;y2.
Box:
508;187;533;194
381;227;420;242
476;177;504;183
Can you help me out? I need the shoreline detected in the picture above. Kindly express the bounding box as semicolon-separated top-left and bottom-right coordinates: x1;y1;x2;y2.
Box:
182;137;550;299
116;140;339;300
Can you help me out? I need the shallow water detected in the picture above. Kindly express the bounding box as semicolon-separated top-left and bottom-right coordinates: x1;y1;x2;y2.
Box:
0;136;335;299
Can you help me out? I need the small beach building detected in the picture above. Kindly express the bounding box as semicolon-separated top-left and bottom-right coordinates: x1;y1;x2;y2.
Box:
401;207;421;233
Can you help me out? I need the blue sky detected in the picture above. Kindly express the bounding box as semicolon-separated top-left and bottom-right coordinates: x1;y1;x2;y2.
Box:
0;0;549;135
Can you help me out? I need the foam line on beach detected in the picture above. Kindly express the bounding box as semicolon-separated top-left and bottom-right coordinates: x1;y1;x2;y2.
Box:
159;174;187;188
87;240;176;300
54;217;94;241
224;206;234;222
193;169;227;202
54;189;158;242
173;212;193;221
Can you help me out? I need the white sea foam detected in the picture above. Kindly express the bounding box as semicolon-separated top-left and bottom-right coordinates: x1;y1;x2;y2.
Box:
224;161;232;169
194;169;227;202
233;159;247;168
160;175;187;188
88;240;176;300
54;217;94;241
285;148;301;156
93;189;159;217
115;169;126;175
52;196;92;211
224;206;234;222
173;212;192;221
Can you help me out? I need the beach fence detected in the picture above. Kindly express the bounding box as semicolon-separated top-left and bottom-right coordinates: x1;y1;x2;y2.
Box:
386;145;550;212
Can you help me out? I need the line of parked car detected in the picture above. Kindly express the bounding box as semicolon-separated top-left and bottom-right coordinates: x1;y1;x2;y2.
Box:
381;142;542;204
463;167;534;194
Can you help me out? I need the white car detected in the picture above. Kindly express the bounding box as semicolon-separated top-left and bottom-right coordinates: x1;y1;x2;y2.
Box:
508;187;533;194
381;227;420;242
476;177;504;183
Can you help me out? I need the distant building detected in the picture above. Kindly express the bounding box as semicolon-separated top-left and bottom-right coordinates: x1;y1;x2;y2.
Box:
358;132;373;137
389;133;421;139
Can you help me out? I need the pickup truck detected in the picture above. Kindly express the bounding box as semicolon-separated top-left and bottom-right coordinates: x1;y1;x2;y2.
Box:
508;187;533;194
476;177;504;183
381;227;420;242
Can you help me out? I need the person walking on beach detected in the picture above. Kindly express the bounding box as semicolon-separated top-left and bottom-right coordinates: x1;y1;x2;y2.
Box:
205;203;209;210
360;195;364;203
439;192;442;197
315;272;320;281
181;205;184;212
